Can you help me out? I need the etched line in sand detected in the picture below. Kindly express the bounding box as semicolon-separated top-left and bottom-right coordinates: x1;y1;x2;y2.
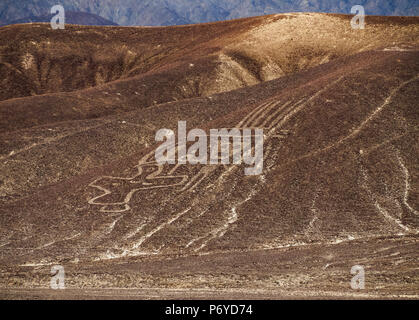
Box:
177;97;294;194
396;154;419;217
360;161;412;234
260;100;291;128
131;207;192;250
284;74;419;165
105;215;123;235
304;190;323;239
273;76;345;130
349;75;419;138
189;189;257;252
0;122;110;161
374;202;410;233
236;100;271;128
249;100;280;127
267;98;305;130
124;221;148;240
88;162;188;213
180;166;215;192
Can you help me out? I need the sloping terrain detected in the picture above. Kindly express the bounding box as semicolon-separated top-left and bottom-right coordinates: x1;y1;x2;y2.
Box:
0;13;418;299
0;14;417;129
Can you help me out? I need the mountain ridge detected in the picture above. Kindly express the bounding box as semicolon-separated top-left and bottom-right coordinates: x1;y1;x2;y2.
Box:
0;11;118;27
0;0;418;26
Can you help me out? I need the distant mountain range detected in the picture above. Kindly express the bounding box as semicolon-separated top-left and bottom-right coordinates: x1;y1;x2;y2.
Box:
0;0;418;26
0;11;118;27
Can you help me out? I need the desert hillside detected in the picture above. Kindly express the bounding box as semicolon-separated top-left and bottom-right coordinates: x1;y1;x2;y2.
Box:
0;13;418;298
0;14;417;128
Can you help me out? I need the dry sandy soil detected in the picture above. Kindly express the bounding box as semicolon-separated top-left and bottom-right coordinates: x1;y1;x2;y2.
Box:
0;13;418;299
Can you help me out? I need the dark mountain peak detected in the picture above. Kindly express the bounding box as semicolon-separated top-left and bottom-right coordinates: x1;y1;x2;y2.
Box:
1;11;118;27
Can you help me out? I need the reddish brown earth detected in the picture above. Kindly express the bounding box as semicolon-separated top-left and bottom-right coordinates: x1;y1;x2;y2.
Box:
0;13;418;299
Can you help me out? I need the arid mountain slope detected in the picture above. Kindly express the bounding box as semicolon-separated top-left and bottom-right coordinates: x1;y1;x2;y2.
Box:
0;14;418;298
0;14;418;132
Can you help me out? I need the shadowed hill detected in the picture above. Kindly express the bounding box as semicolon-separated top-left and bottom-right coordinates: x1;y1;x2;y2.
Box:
0;14;418;133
